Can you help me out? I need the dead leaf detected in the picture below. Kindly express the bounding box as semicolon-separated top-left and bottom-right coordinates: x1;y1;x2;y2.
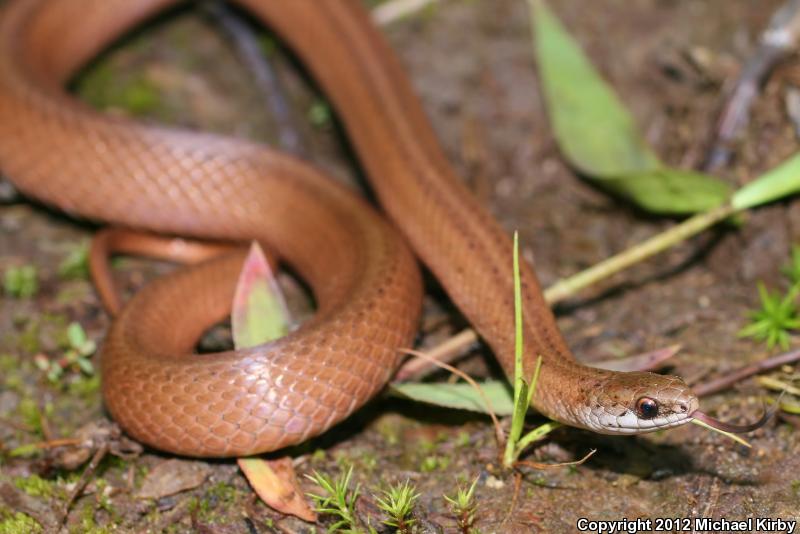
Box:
238;457;316;522
137;459;211;500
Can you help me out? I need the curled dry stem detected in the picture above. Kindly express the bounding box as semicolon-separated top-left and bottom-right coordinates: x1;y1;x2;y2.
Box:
398;348;504;447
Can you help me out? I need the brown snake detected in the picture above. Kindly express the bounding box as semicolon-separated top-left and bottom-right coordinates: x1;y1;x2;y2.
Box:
0;0;763;457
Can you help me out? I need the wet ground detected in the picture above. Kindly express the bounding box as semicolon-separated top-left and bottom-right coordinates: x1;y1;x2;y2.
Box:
1;0;800;532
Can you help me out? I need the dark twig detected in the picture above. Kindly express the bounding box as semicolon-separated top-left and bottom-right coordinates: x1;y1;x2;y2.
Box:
704;0;800;171
205;1;306;157
694;346;800;397
60;443;110;528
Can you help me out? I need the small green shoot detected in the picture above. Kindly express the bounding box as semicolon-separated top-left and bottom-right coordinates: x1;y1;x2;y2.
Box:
738;282;800;350
375;480;419;533
503;232;562;468
34;322;96;383
443;476;479;533
3;265;38;298
782;245;800;285
306;465;362;533
58;242;90;280
308;99;332;128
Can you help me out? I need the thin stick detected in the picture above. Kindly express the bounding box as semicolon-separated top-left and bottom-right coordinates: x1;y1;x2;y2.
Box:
206;1;305;157
693;347;800;397
372;0;439;25
704;0;800;171
394;329;479;381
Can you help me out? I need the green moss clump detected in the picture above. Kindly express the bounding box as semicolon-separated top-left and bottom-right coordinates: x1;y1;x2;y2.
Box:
3;265;38;298
13;474;58;499
0;510;43;534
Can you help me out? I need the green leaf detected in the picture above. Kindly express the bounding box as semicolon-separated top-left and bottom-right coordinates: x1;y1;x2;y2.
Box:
231;242;291;350
390;380;515;416
732;152;800;210
66;322;90;352
532;0;659;176
530;0;730;214
602;169;731;214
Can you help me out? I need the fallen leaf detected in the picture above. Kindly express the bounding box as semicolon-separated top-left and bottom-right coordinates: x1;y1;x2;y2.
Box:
238;457;317;522
136;459;211;500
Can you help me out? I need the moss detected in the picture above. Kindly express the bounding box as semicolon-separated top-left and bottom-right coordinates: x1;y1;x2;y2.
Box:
205;481;238;505
67;375;101;399
58;242;90;280
69;502;114;534
78;62;160;117
0;509;42;534
420;455;451;472
13;474;59;499
3;265;38;299
18;321;40;354
17;398;43;436
0;354;16;374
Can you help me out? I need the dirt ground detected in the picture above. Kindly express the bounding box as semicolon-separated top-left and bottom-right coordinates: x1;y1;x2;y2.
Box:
2;0;800;532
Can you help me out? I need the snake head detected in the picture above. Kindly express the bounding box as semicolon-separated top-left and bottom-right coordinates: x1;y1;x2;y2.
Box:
581;371;698;434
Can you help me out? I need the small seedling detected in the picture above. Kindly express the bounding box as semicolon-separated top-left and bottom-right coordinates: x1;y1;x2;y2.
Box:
739;282;800;349
34;322;96;383
3;264;38;298
58;242;90;280
443;476;479;533
502;232;563;467
306;465;363;533
308;99;332;128
375;480;419;533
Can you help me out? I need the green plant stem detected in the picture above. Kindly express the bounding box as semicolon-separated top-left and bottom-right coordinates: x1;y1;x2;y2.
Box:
515;421;561;453
544;202;737;303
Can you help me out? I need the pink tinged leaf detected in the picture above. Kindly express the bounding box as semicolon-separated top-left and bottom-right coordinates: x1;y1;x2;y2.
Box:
232;243;314;521
238;457;317;522
232;241;291;349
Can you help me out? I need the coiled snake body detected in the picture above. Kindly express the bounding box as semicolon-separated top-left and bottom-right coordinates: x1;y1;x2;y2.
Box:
0;0;700;457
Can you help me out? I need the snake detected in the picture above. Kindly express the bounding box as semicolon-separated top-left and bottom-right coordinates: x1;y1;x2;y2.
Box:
0;0;765;457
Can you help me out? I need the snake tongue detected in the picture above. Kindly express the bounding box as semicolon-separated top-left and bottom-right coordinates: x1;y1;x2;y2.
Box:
690;392;784;433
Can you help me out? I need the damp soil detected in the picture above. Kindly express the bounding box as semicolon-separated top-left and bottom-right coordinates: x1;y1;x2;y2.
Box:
1;0;800;532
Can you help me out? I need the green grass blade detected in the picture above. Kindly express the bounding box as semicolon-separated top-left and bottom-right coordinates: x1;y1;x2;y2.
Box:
732;152;800;210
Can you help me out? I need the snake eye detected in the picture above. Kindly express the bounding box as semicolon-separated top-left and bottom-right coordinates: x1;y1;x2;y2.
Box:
636;397;659;419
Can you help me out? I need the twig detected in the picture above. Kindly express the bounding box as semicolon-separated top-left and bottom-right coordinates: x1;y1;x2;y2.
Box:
394;329;480;381
205;1;305;156
372;0;439;25
704;0;800;171
60;443;110;528
693;346;800;397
